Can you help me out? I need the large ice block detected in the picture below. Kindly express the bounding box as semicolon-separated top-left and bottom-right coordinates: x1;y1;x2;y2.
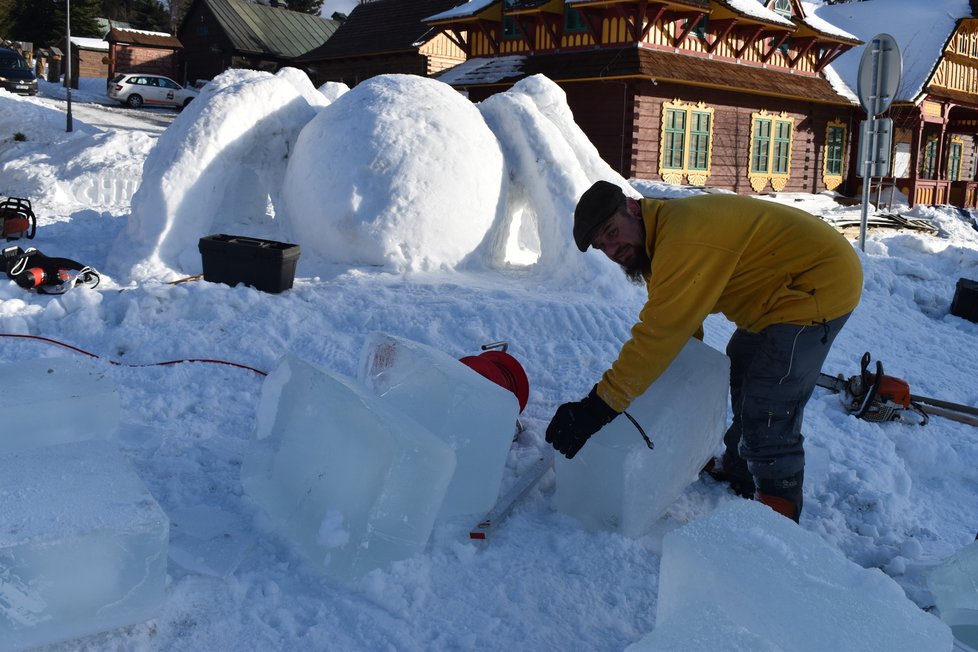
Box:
0;440;169;652
553;338;728;538
0;356;120;455
928;540;978;650
626;603;783;652
358;333;519;519
655;500;952;652
241;354;456;581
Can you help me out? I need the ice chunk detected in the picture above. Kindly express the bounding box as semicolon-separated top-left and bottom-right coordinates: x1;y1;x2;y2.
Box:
626;603;784;651
928;540;978;650
358;333;519;519
0;356;120;455
553;338;728;538
655;500;952;652
0;441;168;652
168;505;251;579
240;354;456;580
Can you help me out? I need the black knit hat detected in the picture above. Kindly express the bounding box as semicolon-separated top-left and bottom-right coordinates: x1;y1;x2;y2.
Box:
573;181;626;252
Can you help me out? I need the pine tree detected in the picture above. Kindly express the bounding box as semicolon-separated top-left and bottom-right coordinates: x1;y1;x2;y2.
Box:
131;0;170;32
283;0;325;16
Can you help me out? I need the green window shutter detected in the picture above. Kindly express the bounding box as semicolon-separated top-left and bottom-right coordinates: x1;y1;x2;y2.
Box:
664;109;687;170
773;120;792;175
752;118;772;174
923;138;938;179
688;111;711;171
949;142;963;181
826;125;845;176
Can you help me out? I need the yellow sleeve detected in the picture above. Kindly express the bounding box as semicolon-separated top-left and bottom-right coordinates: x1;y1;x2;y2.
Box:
596;242;737;412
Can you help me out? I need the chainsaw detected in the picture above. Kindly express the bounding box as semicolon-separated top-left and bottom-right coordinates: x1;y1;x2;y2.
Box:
817;352;978;427
0;196;36;241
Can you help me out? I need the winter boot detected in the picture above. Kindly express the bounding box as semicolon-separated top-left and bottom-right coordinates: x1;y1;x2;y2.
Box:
703;454;755;499
755;472;804;523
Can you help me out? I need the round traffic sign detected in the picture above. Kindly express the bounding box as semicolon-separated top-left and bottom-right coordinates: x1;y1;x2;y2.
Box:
857;33;903;116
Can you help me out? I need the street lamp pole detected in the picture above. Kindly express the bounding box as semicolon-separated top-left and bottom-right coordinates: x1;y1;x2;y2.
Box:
65;0;73;132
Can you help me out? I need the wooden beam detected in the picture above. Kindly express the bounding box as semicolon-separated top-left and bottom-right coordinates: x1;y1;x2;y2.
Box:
706;18;737;54
787;36;816;68
477;19;500;55
734;25;765;59
642;3;668;42
579;7;604;44
761;31;791;63
814;43;844;73
445;28;469;56
614;3;640;42
673;12;705;48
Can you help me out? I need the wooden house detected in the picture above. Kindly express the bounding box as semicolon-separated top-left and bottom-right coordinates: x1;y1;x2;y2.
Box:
817;0;978;208
105;28;183;82
177;0;341;85
63;36;110;89
297;0;468;88
426;0;863;196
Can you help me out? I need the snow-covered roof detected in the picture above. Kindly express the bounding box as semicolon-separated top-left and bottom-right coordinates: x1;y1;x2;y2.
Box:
799;2;858;42
814;0;971;103
719;0;794;27
426;0;495;22
69;36;110;51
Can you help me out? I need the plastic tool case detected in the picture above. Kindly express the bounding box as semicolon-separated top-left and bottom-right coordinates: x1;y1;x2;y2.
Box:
198;234;300;293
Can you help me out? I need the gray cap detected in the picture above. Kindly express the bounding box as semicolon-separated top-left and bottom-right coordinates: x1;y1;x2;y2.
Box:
573;181;626;252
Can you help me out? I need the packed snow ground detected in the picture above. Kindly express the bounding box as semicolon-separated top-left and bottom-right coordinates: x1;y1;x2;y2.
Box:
0;71;977;651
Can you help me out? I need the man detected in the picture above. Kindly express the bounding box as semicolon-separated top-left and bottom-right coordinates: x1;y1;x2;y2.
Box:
545;181;862;522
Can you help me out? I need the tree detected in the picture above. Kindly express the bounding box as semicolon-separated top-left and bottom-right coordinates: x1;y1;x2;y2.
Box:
130;0;170;31
282;0;325;16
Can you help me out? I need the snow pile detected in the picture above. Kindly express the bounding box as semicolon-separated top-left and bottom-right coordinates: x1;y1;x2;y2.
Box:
111;68;323;281
0;93;150;207
282;74;504;271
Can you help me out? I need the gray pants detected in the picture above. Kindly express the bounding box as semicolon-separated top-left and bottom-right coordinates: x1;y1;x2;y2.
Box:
723;313;851;483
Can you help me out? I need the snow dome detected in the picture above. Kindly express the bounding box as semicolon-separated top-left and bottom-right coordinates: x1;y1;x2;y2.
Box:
281;74;505;270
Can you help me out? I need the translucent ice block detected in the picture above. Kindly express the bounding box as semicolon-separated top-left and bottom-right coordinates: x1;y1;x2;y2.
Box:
928;540;978;650
0;356;120;455
240;354;456;581
0;440;169;652
554;338;728;538
358;333;519;519
626;602;783;652
656;500;952;652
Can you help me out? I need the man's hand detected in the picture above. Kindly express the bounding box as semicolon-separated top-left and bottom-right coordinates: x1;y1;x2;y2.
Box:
545;386;618;459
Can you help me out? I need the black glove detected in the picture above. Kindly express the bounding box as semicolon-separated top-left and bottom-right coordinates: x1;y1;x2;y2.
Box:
545;386;618;459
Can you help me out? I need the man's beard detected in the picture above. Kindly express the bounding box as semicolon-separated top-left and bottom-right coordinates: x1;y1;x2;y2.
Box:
621;247;652;285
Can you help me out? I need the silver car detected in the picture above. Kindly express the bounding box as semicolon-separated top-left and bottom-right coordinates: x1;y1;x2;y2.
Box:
107;73;197;109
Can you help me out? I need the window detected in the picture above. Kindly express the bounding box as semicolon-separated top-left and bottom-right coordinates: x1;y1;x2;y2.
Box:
683;15;708;39
948;137;964;181
922;136;938;179
564;7;586;34
822;119;847;191
658;100;714;185
503;0;520;40
749;110;795;191
772;0;792;18
502;16;518;39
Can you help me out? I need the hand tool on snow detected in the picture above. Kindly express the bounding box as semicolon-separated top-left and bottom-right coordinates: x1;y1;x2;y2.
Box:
469;448;554;541
817;352;978;427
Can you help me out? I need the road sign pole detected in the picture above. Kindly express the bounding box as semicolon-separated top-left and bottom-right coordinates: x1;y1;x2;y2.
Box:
856;34;902;252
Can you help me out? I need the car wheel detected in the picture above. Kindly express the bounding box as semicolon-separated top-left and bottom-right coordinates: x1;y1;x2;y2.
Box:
179;97;193;111
126;94;143;108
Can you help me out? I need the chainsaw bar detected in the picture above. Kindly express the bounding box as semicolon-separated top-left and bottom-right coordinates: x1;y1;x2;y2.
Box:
469;448;554;541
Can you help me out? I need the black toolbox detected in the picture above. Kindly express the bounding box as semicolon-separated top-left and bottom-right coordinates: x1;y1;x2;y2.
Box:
950;278;978;323
198;234;300;294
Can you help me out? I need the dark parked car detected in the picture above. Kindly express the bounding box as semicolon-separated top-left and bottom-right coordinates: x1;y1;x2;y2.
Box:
0;48;37;96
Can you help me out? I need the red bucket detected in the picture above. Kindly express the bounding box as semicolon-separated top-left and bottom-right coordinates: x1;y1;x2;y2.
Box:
459;350;530;413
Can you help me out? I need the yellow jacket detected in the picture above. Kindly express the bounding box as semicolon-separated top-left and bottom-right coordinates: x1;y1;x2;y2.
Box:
596;194;863;412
